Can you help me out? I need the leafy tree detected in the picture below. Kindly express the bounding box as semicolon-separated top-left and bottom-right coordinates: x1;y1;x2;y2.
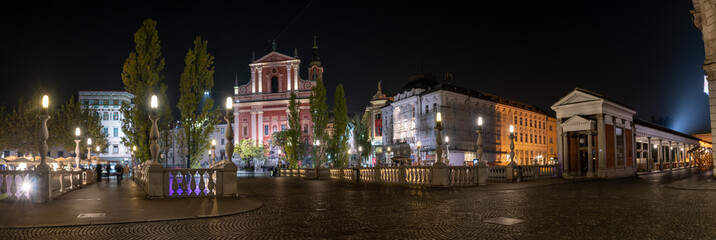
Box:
234;139;265;169
0;105;8;152
177;36;219;168
309;78;328;169
285;92;304;168
329;84;349;167
5;97;40;158
352;113;372;166
52;96;108;156
120;19;170;163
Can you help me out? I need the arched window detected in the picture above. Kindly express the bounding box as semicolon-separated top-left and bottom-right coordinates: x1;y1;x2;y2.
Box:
271;76;279;93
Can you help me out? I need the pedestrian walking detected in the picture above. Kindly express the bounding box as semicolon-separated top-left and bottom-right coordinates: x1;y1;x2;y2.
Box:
123;163;129;179
105;164;111;181
95;164;102;182
116;164;123;181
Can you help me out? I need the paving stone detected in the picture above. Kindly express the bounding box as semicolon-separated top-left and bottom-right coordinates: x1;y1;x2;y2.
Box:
0;170;713;239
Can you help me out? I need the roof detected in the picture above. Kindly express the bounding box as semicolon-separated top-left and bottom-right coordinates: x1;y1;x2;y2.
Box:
400;74;439;92
421;83;548;115
634;118;701;141
571;88;635;110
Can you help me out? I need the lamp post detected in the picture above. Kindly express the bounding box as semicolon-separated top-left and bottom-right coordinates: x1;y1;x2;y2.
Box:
148;95;160;166
87;138;92;163
435;112;444;166
211;139;216;166
224;97;237;169
416;141;422;166
386;146;391;166
131;145;136;168
445;136;450;163
39;95;50;167
358;146;363;166
509;125;516;164
476;117;484;163
75;128;81;169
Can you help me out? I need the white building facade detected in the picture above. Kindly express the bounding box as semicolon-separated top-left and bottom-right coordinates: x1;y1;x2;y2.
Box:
78;91;134;162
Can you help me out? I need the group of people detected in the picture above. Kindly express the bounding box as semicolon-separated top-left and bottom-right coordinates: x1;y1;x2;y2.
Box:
94;163;129;182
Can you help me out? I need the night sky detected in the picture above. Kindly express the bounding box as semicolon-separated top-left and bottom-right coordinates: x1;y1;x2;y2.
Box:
0;1;709;133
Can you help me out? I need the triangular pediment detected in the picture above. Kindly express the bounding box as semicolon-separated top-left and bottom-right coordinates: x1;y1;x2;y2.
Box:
552;89;602;108
561;115;595;132
252;51;296;64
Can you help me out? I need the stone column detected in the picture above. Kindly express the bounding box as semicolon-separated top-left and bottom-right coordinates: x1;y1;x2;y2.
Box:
258;111;264;146
293;65;299;90
668;141;673;171
250;112;257;144
556;118;564;176
562;132;569;177
597;114;607;177
658;140;663;171
251;67;256;93
257;67;263;93
647;137;652;171
286;65;292;91
587;130;594;178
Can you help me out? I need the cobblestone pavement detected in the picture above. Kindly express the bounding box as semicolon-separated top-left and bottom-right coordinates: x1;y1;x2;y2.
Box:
2;169;714;239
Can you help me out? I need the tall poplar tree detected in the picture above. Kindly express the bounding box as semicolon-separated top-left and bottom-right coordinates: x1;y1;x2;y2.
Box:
309;78;328;169
177;36;219;168
120;19;169;163
352;113;372;166
286;92;304;167
330;84;349;167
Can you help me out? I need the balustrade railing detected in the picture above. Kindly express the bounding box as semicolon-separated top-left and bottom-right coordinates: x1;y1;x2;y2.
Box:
166;169;219;197
0;168;97;202
132;161;237;199
448;166;475;186
0;170;36;201
487;166;507;181
405;166;432;185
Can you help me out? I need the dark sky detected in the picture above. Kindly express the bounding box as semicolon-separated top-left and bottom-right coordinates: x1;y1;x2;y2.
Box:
0;1;709;133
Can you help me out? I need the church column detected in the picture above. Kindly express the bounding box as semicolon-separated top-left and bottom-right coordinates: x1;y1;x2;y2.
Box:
646;137;652;171
286;65;292;91
556;118;564;176
293;65;299;90
562;132;569;176
258;67;263;93
250;111;257;144
251;67;256;93
668;141;673;170
258;111;264;146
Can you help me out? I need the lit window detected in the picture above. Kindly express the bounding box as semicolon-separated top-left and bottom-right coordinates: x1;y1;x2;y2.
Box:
113;128;118;137
264;125;269;136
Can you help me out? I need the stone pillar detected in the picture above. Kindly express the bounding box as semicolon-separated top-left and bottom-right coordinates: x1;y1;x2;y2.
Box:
286;65;292;91
562;132;569;177
647;137;652;171
293;65;299;90
257;67;263;93
597;114;607;178
477;160;488;185
587;131;594;178
556;118;564;177
658;139;663;171
258;111;264;146
668;141;673;170
250;112;257;144
431;165;448;187
691;1;716;176
251;67;256;93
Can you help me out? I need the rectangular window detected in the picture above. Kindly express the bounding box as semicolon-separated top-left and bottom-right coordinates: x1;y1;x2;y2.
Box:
549;137;553;144
264;125;269;136
221;138;225;145
58;151;64;158
616;127;625;167
514;116;517;124
520;117;523;126
425;105;429;114
113;128;118;137
281;124;286;131
103;112;109;120
549;125;552;131
113;100;119;105
220;128;225;134
243;126;248;136
303;124;308;134
103;128;108;135
113;145;119;153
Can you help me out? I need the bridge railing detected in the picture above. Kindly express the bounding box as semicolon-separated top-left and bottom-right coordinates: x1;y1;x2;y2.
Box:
133;161;237;199
1;167;97;203
279;164;561;187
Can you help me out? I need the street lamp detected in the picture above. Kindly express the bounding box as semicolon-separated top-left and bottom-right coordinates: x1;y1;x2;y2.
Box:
38;95;50;167
87;138;92;162
211;139;216;165
509;125;516;164
445;136;450;162
224;97;237;170
476;116;484;164
74;128;81;169
386;146;391;166
435;112;444;165
131;145;136;168
416;141;422;165
358;146;363;166
149;95;160;166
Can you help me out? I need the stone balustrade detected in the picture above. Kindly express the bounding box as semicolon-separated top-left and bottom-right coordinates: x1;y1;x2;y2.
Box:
133;161;238;199
1;168;97;203
279;164;561;187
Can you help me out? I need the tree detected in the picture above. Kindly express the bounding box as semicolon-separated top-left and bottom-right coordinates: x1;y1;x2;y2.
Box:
5;97;40;157
309;78;328;169
51;96;108;155
352;113;372;166
234;139;265;169
177;36;219;168
120;19;169;163
329;84;349;167
285;92;304;168
0;105;8;152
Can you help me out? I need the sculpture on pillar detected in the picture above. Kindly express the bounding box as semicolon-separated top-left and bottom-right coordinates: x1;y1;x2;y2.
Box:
435;112;444;165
